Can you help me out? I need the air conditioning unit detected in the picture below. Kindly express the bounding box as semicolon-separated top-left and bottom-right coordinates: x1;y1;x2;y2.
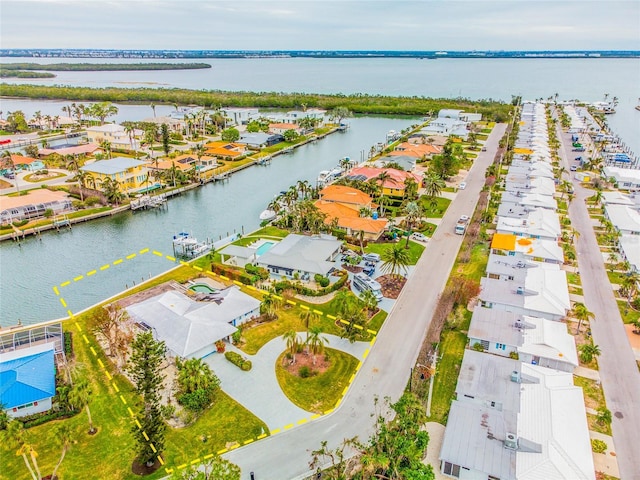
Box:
504;432;519;450
510;371;521;383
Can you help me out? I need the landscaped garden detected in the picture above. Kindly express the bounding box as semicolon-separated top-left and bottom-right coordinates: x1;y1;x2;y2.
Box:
275;348;359;413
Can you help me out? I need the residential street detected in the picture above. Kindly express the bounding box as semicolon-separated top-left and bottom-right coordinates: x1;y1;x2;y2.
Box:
223;124;507;480
557;122;640;479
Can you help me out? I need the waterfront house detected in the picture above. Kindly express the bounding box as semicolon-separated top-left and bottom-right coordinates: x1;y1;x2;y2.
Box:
318;185;376;209
0;189;73;226
490;233;564;264
619;235;640;274
467;308;578;371
505;176;556;197
268;123;302;135
39;143;101;158
391;142;441;160
149;154;217;175
602;166;640;191
125;286;260;359
86;123;142;150
80;157;149;194
375;155;416;172
0;343;56;418
221;107;260;126
496;209;561;241
346;166;422;197
142;116;184;133
437;109;482;122
314;200;388;241
256;233;342;280
479;267;570;321
238;132;283;149
419;117;469;139
204;141;249;160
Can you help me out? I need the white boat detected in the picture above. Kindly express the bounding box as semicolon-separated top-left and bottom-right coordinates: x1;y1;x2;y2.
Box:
172;231;210;257
259;209;276;221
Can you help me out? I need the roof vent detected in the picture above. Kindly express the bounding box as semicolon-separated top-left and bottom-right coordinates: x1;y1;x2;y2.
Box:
510;371;521;383
504;432;519;450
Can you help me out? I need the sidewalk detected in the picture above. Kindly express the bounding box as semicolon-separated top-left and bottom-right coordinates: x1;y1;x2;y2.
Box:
574;365;601;381
590;430;620;478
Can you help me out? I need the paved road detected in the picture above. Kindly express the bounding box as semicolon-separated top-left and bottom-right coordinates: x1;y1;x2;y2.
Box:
555;118;640;479
223;124;508;480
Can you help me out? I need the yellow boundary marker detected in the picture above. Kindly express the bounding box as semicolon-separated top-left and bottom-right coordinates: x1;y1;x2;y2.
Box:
50;245;384;474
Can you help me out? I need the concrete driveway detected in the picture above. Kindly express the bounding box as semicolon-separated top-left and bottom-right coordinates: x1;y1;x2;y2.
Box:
205;334;370;431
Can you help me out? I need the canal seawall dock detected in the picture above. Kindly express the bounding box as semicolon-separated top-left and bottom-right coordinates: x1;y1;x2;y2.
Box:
0;126;344;242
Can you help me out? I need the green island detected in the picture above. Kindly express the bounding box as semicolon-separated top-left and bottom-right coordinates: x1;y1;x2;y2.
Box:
0;83;514;119
0;70;56;78
0;62;212;71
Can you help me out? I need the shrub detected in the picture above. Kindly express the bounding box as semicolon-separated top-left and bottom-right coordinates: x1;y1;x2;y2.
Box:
314;274;330;287
21;409;80;429
212;263;256;285
178;389;211;413
472;342;485;352
509;351;519;360
85;196;101;206
43;208;53;218
12;220;28;227
299;366;312;378
63;331;73;358
245;263;269;280
591;439;607;454
225;351;252;371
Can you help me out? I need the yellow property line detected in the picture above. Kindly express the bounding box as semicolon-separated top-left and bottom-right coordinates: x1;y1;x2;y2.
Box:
100;264;110;271
113;259;123;265
73;275;84;282
153;250;163;257
139;248;149;254
189;458;199;465
243;439;254;445
313;309;323;315
52;286;59;296
203;453;214;460
284;423;294;430
150;444;157;453
60;280;71;287
297;418;307;425
286;300;297;306
165;255;176;262
217;448;228;455
257;433;267;439
59;298;67;308
363;348;370;359
327;314;336;320
193;265;203;271
270;428;281;435
157;456;165;466
126;253;137;260
310;414;321;420
87;270;97;276
300;304;310;310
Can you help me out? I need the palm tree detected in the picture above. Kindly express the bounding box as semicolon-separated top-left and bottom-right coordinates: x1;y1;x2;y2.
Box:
150;103;157;118
403;177;418;200
380;243;411;279
2;421;41;480
176;357;218;394
51;424;72;480
572;302;595;334
596;407;612;426
99;177;123;205
403;201;421;248
307;326;329;365
375;171;392;191
579;343;601;364
423;171;445;199
621;272;639;302
260;294;280;321
359;289;378;316
300;309;319;345
331;290;358;319
99;140;112;159
357;230;366;254
69;376;96;434
283;330;300;364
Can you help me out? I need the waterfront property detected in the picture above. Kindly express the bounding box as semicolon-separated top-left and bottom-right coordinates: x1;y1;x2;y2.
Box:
149;153;218;175
602;166;640;191
238;132;284;149
346;166;422;197
221;107;260;126
604;203;640;235
0;342;56;418
80;156;149;194
125;285;260;359
7;154;46;172
315;200;388;241
485;252;560;283
219;238;278;268
256;233;342;280
418;116;469;139
269;122;302;135
204;141;250;160
38;143;101;157
86;123;142;150
437;109;483;122
0;189;73;225
390;141;442;161
141;115;184;132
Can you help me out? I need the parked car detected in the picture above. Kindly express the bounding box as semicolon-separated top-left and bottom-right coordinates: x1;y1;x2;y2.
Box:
410;232;429;242
363;253;381;263
363;266;375;276
570;165;578;171
481;147;487;152
3;172;15;179
459;182;467;190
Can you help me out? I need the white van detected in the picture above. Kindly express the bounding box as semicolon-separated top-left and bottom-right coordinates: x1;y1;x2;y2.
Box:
352;272;383;301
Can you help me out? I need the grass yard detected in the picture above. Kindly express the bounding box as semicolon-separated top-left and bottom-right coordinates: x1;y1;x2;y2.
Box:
419;196;452;218
426;330;467;424
365;240;425;265
368;310;388;332
275;348;359;413
566;272;582;286
617;300;640;324
0;304;267;480
587;413;612;436
607;271;628;286
455;242;490;282
573;376;605;411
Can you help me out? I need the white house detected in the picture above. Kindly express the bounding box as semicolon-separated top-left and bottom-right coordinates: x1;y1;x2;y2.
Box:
604;204;640;235
491;233;564;265
256;233;342;280
485;252;559;282
0;343;56;418
125;287;260;359
602;166;640;191
420;117;469;139
86;123;142;150
496;208;561;241
619;235;640;273
479;267;570;321
221;107;260;126
505;176;556;197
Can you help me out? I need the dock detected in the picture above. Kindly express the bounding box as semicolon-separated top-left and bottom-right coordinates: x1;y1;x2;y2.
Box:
131;194;167;211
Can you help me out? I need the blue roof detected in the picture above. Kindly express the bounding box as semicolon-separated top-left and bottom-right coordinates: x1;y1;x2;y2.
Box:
0;349;56;409
81;157;147;175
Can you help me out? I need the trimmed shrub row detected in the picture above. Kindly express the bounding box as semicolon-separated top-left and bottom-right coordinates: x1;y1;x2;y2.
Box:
211;263;256;285
21;409;80;429
224;351;252;371
273;270;348;297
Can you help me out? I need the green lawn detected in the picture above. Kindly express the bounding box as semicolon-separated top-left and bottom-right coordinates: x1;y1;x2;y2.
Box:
419;196;452;218
617;300;640;324
454;243;490;282
566;272;582;286
275;348;359;413
0;305;267;480
419;222;438;237
587;413;612;436
426;331;467;424
607;271;627;286
368;310;388;332
573;376;605;411
365;240;425;265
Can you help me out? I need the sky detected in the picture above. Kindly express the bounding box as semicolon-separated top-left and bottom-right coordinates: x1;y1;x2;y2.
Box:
1;0;639;51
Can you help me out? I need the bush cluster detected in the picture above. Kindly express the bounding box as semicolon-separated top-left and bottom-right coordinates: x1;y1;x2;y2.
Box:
20;409;80;429
314;274;330;287
274;270;347;297
63;331;73;358
245;263;269;280
225;351;252;371
211;263;255;285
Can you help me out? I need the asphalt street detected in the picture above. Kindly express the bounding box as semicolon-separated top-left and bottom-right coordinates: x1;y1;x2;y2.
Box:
224;124;508;480
556;120;640;480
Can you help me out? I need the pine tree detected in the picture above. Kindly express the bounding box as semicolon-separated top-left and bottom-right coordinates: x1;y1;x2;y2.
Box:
128;331;167;467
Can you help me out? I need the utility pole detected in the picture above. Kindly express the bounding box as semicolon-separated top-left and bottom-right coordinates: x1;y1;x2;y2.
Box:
425;346;441;418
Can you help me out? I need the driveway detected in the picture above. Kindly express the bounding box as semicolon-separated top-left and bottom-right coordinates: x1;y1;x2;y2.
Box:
223;124;508;479
204;334;370;431
554;113;640;479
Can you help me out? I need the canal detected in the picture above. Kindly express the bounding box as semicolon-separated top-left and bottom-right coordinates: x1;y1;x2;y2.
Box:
0;115;418;326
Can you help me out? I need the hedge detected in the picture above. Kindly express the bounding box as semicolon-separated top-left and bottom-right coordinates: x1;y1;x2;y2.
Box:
21;409;80;429
211;263;256;285
224;351;252;371
274;270;348;297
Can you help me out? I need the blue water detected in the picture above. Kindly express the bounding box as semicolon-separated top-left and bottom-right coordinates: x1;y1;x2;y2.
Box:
255;241;275;256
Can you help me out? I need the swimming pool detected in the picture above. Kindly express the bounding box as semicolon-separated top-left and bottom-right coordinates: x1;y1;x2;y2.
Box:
189;284;217;294
255;241;275;256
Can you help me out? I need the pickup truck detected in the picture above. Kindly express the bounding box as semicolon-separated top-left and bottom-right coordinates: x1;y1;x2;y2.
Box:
455;215;469;235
